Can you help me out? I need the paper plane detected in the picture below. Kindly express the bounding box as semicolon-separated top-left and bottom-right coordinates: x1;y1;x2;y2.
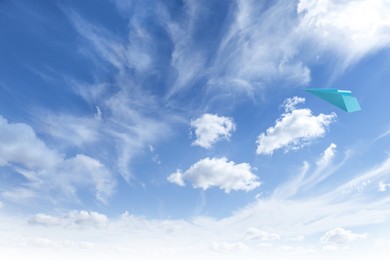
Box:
304;88;361;112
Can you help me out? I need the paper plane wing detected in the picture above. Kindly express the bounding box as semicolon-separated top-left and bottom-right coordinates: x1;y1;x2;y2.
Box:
304;88;361;112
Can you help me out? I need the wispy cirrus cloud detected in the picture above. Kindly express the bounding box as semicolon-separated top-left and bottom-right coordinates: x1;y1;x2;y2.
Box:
55;7;179;183
297;0;390;71
210;0;311;94
272;143;339;199
108;0;390;98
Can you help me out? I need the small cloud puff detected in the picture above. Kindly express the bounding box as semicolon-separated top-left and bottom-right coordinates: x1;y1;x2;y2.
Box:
378;181;390;192
191;114;236;149
167;157;260;193
282;96;306;113
245;228;281;241
256;97;336;155
211;241;249;253
320;228;367;245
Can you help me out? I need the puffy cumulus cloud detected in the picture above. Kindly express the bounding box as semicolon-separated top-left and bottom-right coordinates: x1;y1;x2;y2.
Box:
245;228;281;241
210;241;249;253
0;115;115;204
167;157;260;193
191;114;236;149
28;211;108;229
320;228;367;245
297;0;390;69
256;97;336;155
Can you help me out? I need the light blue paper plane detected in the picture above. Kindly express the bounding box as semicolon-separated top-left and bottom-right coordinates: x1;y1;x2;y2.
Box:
304;88;361;112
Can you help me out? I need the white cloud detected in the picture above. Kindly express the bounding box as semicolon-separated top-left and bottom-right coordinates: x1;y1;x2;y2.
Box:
273;142;340;200
191;114;236;149
317;143;337;168
208;0;390;94
297;0;390;71
211;1;311;94
320;228;367;245
167;172;185;187
337;156;390;195
256;97;336;155
41;113;100;147
282;96;306;113
379;181;390;192
68;0;390;102
0;115;115;204
210;241;249;253
104;90;173;181
375;129;390;141
0;115;62;169
62;9;178;183
28;211;108;229
167;157;260;193
58;154;116;204
245;228;281;241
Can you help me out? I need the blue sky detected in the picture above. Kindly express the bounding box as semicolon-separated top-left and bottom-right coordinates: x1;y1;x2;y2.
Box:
1;0;390;259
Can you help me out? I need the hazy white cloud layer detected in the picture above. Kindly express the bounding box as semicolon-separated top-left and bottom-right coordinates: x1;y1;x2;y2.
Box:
191;114;236;149
168;157;260;192
256;97;336;155
28;211;108;228
2;146;390;259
